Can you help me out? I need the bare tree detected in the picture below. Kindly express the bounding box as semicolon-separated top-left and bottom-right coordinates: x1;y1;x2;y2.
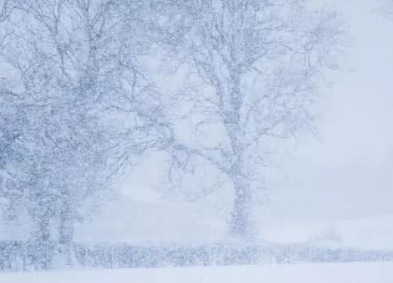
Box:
0;0;115;267
0;0;14;23
0;0;162;268
154;0;344;240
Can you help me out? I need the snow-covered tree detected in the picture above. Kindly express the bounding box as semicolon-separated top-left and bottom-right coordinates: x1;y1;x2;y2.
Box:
153;0;344;240
0;0;161;268
0;0;13;23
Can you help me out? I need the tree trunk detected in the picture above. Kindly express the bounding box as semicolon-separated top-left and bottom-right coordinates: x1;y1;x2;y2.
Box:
32;215;52;270
228;177;255;241
223;68;254;240
58;197;74;267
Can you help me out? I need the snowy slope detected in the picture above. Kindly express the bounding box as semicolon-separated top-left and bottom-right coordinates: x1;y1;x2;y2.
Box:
0;263;392;283
3;193;391;251
262;215;393;250
75;197;226;244
75;196;393;251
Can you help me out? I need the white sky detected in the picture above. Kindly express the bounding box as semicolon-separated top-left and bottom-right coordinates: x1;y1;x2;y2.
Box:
262;0;393;223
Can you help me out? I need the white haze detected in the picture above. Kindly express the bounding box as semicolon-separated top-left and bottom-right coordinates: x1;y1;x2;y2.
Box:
121;0;393;230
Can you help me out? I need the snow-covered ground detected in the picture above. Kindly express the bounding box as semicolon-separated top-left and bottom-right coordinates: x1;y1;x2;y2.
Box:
75;198;226;244
263;215;393;250
0;263;392;283
74;198;393;251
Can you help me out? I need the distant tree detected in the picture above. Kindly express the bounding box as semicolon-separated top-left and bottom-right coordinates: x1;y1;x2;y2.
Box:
153;0;344;240
311;225;343;244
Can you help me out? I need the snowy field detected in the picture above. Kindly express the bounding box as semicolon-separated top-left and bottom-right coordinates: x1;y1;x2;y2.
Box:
262;215;393;250
0;263;392;283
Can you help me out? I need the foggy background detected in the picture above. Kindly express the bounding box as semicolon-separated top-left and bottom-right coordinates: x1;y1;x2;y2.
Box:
121;0;393;229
